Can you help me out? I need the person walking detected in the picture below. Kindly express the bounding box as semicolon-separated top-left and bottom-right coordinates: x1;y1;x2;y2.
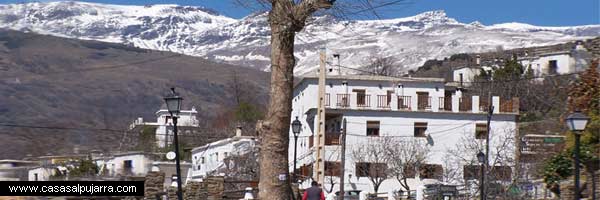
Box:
302;181;325;200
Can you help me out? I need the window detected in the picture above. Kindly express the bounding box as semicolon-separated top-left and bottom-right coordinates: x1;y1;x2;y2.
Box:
353;89;367;106
475;123;488;139
366;121;380;136
548;60;558;74
414;122;427;137
324;161;342;177
463;165;482;180
201;157;205;164
420;164;443;180
417;92;431;110
355;162;387;177
123;160;133;169
34;173;38;181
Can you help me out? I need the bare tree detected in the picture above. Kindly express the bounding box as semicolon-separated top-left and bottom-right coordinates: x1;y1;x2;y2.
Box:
385;138;430;198
363;55;400;76
445;129;516;198
232;1;409;198
351;137;391;193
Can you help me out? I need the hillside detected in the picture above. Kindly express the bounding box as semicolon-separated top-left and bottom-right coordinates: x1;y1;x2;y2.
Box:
1;1;598;74
0;29;270;159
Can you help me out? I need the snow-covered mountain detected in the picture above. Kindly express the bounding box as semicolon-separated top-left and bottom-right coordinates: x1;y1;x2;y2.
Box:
1;1;598;74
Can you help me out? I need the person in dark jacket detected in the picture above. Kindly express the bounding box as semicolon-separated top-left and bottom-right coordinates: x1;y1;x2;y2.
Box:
302;181;325;200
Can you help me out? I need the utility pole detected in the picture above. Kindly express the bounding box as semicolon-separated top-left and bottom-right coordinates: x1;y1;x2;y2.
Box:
315;49;327;184
338;118;347;200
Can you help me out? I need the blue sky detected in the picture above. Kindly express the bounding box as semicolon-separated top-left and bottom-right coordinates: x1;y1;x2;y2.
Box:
3;0;599;26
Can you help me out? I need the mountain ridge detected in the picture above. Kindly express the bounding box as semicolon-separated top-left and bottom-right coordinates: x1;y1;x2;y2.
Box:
0;1;598;74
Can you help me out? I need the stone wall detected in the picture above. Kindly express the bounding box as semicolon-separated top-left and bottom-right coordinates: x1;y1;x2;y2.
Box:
144;174;226;200
145;171;165;199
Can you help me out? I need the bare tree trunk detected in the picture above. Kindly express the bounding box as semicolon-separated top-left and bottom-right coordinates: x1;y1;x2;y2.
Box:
257;10;296;200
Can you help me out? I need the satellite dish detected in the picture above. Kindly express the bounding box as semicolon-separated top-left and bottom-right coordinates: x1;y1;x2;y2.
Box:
166;151;176;160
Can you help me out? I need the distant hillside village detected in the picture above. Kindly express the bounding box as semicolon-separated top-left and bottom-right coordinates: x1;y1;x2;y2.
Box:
0;38;597;200
412;37;599;82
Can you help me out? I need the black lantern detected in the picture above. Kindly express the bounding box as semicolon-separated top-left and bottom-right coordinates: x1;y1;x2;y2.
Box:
164;88;183;116
566;111;590;132
477;151;485;164
292;117;302;136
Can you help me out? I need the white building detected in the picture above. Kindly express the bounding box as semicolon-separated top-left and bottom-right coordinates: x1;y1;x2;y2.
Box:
95;151;159;177
290;74;519;198
129;107;200;148
0;160;40;181
518;42;591;77
189;127;258;181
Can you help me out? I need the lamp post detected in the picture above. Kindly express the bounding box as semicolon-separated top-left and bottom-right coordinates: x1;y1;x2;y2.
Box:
291;117;302;182
565;111;590;200
477;151;486;200
164;88;183;200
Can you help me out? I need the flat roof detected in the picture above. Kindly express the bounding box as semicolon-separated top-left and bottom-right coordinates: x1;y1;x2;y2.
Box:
295;74;445;88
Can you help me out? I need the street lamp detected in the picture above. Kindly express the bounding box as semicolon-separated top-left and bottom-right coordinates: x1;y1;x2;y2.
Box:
477;151;486;200
565;111;590;200
164;88;183;200
291;116;302;182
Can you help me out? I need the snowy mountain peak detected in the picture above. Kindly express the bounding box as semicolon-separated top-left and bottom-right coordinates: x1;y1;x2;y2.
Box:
0;1;598;74
411;10;455;24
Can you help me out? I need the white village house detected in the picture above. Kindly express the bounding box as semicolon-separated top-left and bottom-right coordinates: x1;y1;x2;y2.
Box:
129;107;200;148
290;74;520;198
189;127;258;182
517;41;591;77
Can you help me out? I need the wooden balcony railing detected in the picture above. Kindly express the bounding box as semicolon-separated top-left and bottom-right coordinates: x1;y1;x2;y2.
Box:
376;95;391;109
325;132;341;145
336;94;350;108
500;98;518;113
357;94;370;108
459;97;472;112
398;96;411;110
479;98;490;112
308;133;340;147
417;96;432;110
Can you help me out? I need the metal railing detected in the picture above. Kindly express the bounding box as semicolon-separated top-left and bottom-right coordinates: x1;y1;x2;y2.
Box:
357;94;370;108
417;96;432;110
398;96;411;110
336;94;350;108
376;95;391;109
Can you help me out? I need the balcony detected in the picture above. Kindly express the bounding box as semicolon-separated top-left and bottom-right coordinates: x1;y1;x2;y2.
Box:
308;132;341;147
398;96;411;110
320;92;518;114
417;96;432;111
336;94;350;108
376;95;391;109
356;94;370;108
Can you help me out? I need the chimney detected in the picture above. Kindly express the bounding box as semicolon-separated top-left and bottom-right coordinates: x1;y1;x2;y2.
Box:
236;125;243;137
